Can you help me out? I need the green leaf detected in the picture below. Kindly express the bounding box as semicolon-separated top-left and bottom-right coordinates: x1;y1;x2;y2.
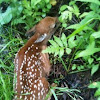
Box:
91;64;99;76
59;48;64;57
0;6;12;25
73;4;80;17
77;66;81;71
60;5;67;12
75;41;100;59
66;24;80;29
54;49;59;57
88;57;94;64
68;12;72;20
80;12;89;18
47;4;52;9
97;97;100;100
91;31;100;39
54;36;63;47
89;82;100;88
67;18;94;39
97;57;100;61
49;40;59;48
68;36;76;48
72;64;77;70
11;17;25;25
80;65;84;69
31;0;41;6
62;23;67;27
61;33;67;47
95;88;100;96
0;1;23;25
66;48;71;54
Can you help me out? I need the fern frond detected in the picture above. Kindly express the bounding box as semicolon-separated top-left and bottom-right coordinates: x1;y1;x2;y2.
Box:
43;33;70;57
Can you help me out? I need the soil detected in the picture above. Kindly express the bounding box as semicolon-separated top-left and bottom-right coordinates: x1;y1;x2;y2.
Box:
48;62;100;100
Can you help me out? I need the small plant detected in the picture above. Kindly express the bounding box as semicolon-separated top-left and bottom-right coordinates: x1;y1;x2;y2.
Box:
50;86;83;100
43;33;71;58
0;0;52;30
21;0;52;29
59;1;80;27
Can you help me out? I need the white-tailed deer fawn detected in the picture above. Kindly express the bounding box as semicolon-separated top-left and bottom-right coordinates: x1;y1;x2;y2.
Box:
14;17;58;100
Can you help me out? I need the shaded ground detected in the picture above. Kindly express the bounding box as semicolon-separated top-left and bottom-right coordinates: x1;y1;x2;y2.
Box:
48;62;100;100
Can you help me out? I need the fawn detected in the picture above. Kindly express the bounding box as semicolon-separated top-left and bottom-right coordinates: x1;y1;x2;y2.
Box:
14;17;58;100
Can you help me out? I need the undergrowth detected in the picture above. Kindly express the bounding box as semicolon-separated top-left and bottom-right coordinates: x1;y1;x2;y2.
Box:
0;26;25;100
0;0;100;100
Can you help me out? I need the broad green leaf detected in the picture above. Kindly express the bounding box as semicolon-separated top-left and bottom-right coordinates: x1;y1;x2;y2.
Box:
95;88;100;96
66;24;80;29
75;0;100;5
89;82;100;88
80;12;89;18
0;6;12;25
0;2;23;25
80;11;97;25
60;5;67;12
91;64;99;76
90;3;99;11
91;31;100;39
61;33;67;47
75;41;100;59
67;18;94;39
54;36;63;47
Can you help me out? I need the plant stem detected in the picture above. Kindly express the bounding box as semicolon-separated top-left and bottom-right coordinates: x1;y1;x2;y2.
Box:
60;57;68;72
67;38;84;72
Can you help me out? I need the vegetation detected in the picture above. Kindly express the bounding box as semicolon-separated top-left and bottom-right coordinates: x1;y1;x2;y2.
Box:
0;0;100;100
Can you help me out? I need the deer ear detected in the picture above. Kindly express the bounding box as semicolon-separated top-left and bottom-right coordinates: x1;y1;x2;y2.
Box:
34;34;47;43
25;25;36;37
